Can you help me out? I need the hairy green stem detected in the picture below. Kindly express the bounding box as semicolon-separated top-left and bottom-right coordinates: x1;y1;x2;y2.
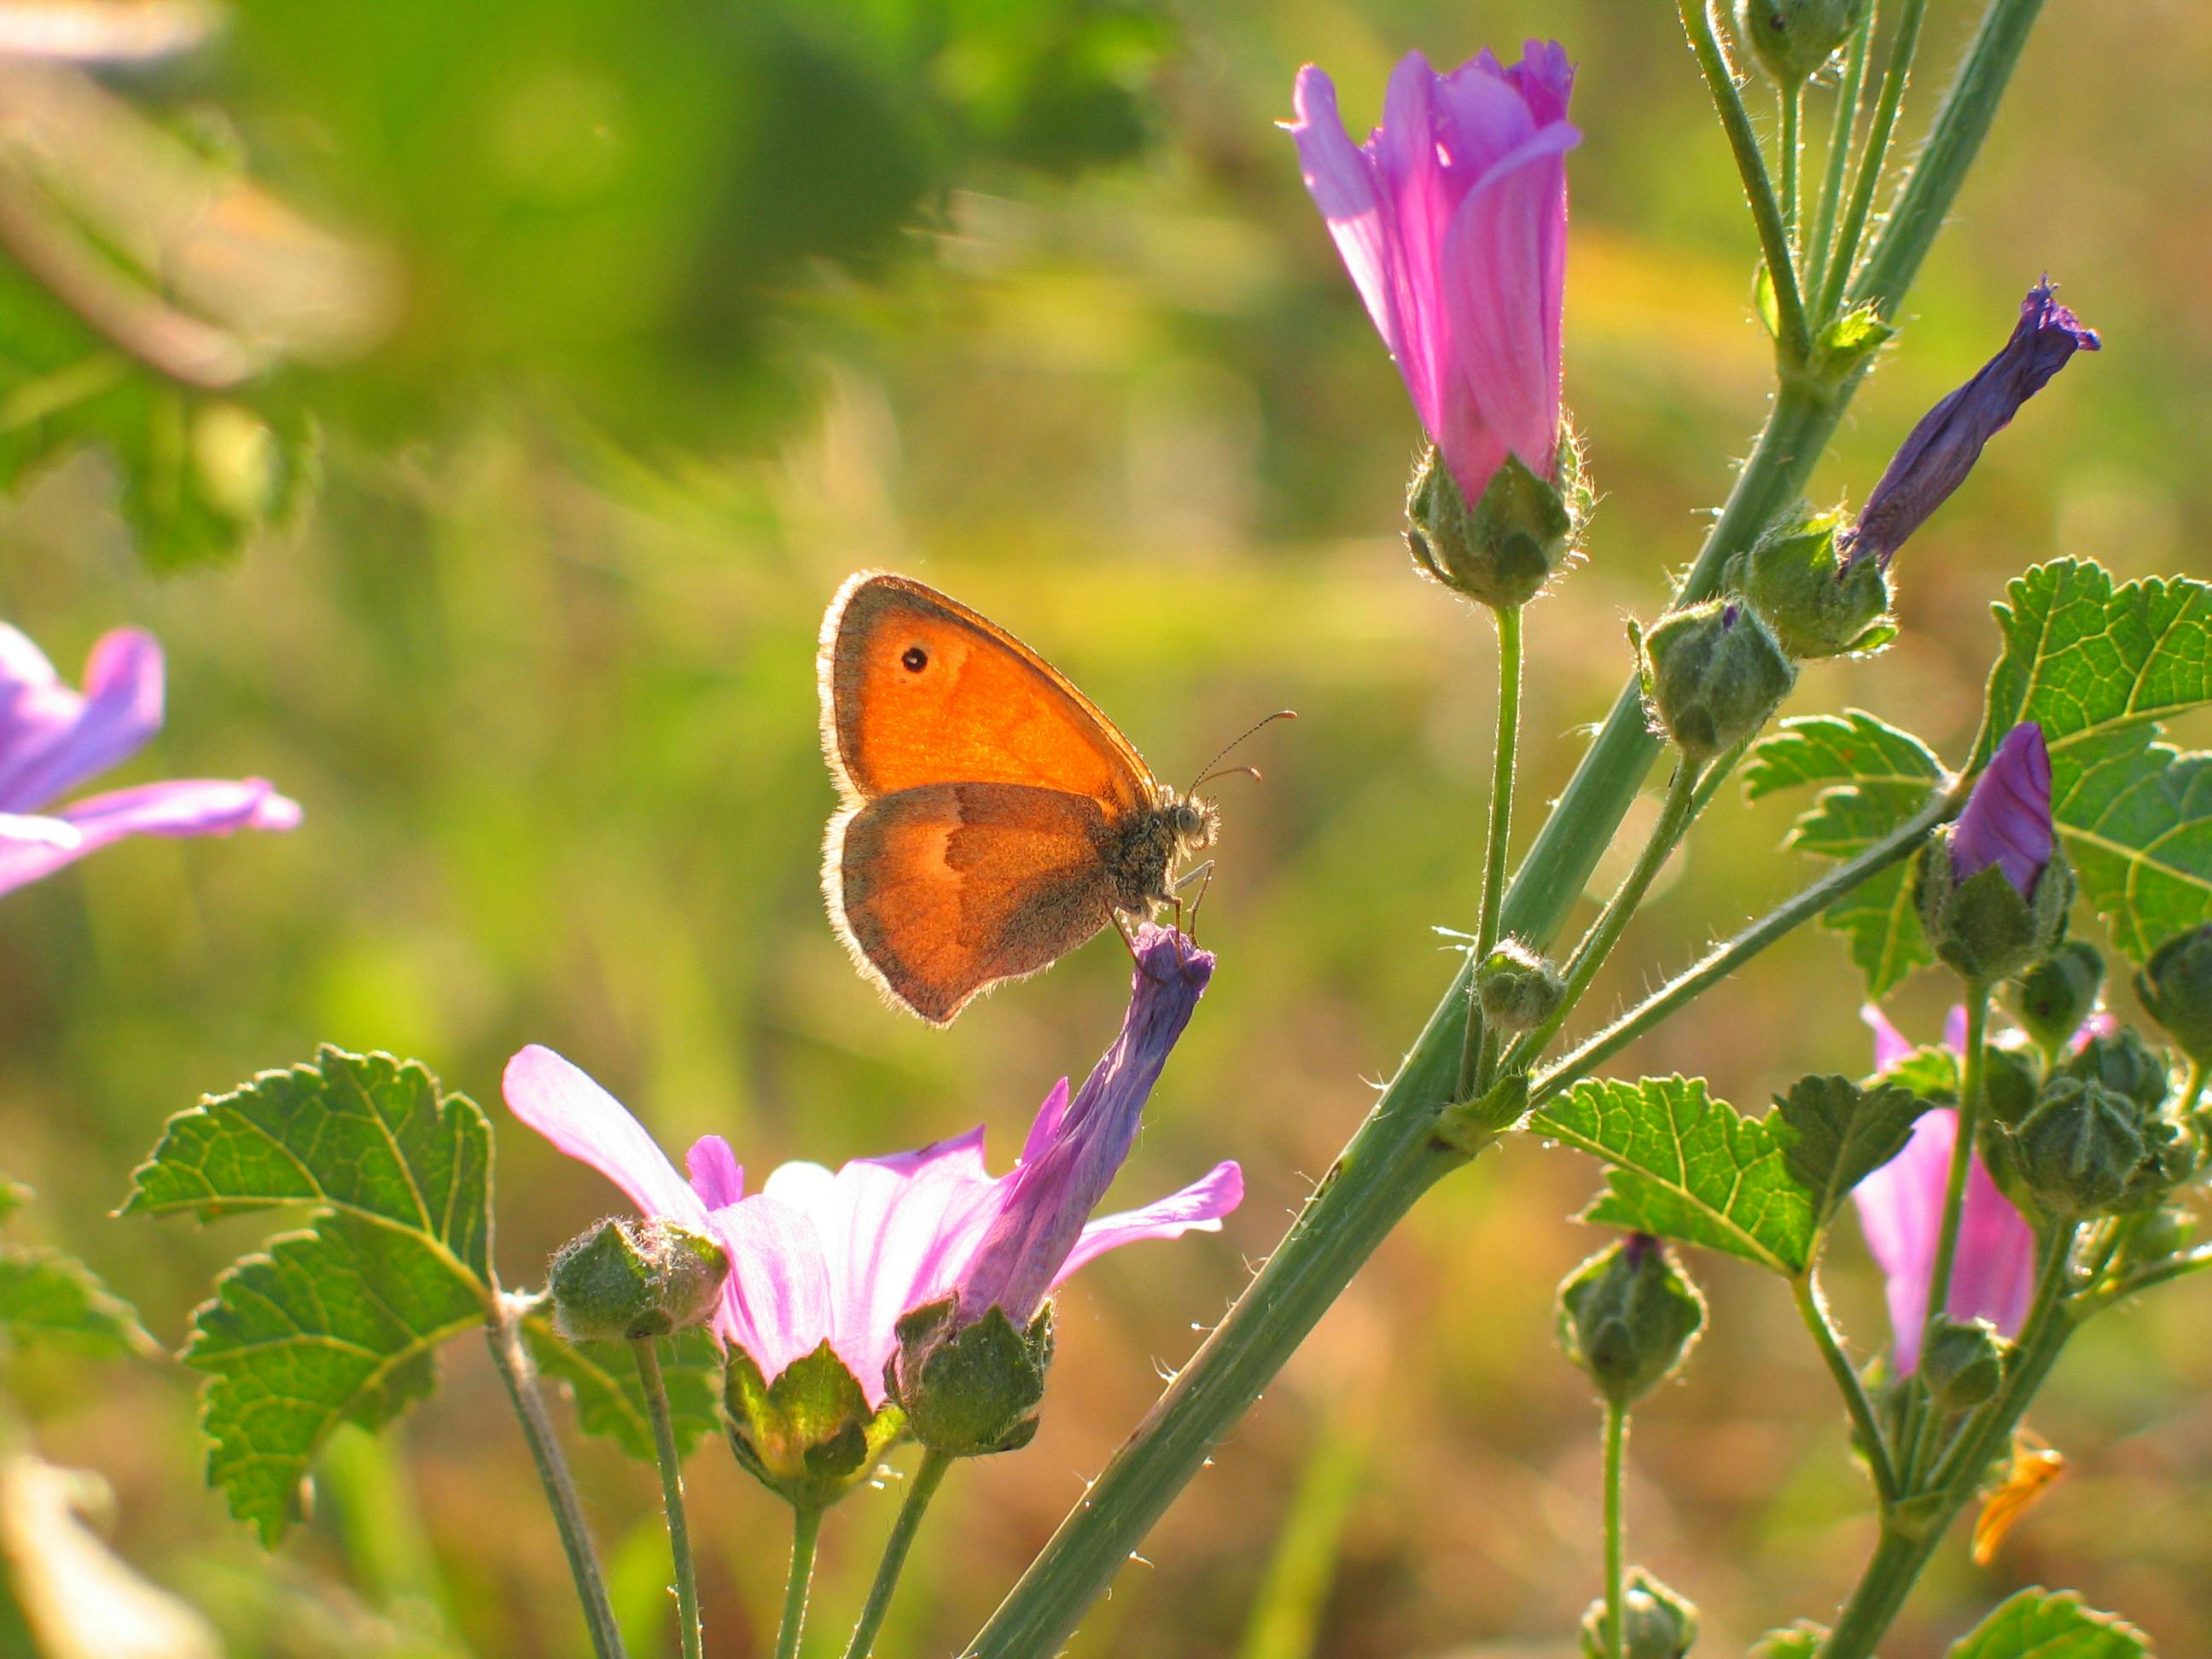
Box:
1603;1403;1627;1659
844;1451;955;1659
1792;1272;1898;1505
1680;0;1811;359
1805;5;1875;295
1918;987;1990;1410
484;1311;627;1659
777;1506;824;1659
633;1340;702;1659
1819;0;1930;315
1460;602;1525;1099
1779;80;1805;260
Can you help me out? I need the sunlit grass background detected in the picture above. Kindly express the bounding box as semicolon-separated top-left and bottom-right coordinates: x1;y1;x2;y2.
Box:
2;0;2209;1654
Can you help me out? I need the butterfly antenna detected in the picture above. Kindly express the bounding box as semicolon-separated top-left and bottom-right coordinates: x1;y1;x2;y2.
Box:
1189;710;1295;796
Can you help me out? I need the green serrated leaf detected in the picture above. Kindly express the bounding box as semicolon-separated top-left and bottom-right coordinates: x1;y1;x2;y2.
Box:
1877;1044;1963;1103
1748;710;1948;993
1812;304;1895;379
1945;1587;2151;1657
524;1317;724;1464
1978;560;2212;961
0;1243;154;1359
1529;1077;1816;1275
1767;1075;1929;1225
124;1047;495;1543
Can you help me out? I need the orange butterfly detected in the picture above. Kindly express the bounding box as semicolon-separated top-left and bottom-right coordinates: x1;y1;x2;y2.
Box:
818;571;1258;1025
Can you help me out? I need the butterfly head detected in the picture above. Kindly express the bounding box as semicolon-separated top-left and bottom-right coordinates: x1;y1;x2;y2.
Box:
1167;792;1220;856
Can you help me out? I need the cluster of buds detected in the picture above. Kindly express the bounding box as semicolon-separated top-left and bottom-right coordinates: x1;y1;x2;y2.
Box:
1997;1030;2197;1221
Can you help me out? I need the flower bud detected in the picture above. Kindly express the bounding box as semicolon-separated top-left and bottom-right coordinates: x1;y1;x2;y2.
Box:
2136;923;2212;1066
1405;437;1581;611
1581;1568;1699;1659
2011;940;2105;1059
2011;1077;2149;1220
1733;0;1869;85
2058;1030;2172;1119
547;1217;729;1342
888;1295;1054;1459
1920;1318;2005;1414
1726;511;1894;661
1557;1235;1706;1409
1476;939;1566;1033
1635;599;1796;760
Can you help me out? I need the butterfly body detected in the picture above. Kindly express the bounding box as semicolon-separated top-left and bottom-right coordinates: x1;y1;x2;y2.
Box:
818;571;1217;1024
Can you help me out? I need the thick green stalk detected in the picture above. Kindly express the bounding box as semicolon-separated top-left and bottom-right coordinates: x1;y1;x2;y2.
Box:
1460;602;1525;1099
843;1452;955;1659
484;1312;627;1659
777;1507;824;1659
633;1339;703;1659
1804;6;1876;295
1602;1403;1628;1659
1792;1272;1898;1505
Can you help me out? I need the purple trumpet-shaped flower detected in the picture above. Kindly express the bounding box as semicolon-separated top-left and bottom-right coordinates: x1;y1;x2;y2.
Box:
1847;280;2099;569
0;624;299;897
1289;44;1579;504
503;927;1240;1406
1854;1005;2045;1373
1953;722;2055;896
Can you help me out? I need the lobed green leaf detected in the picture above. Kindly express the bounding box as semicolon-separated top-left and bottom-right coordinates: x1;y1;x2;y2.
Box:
123;1047;495;1543
1768;1074;1929;1227
1530;1077;1817;1275
0;1244;155;1359
1944;1587;2151;1657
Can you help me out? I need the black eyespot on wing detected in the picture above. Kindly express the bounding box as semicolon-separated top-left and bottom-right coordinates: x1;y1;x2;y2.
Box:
900;645;928;672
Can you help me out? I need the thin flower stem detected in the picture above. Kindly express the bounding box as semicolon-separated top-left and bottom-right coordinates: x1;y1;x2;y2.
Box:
1779;80;1805;261
1804;4;1875;295
1679;0;1812;360
843;1451;956;1659
1916;985;1991;1417
2083;1243;2212;1307
1791;1271;1898;1505
1602;1403;1627;1659
777;1506;824;1659
1459;602;1525;1100
632;1339;703;1659
1505;763;1703;1075
1819;0;1930;317
483;1309;628;1659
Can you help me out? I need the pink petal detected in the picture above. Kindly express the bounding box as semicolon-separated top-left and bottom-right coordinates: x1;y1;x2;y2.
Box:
1862;1004;1914;1074
1506;38;1576;127
1053;1161;1245;1284
0;777;299;898
1951;1154;2037;1337
686;1136;744;1208
0;628;163;813
501;1045;707;1228
714;1192;840;1394
1018;1079;1072;1167
1943;1004;1970;1054
0;813;80;851
1852;1108;1953;1372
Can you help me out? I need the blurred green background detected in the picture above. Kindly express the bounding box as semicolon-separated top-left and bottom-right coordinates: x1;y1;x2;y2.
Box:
2;0;2209;1654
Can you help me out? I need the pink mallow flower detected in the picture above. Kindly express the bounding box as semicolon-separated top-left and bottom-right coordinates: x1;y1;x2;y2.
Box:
1851;1005;2058;1372
1289;44;1579;505
504;925;1242;1406
0;625;299;897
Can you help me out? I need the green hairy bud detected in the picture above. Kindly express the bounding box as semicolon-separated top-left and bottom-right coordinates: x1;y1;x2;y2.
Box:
1733;0;1869;84
1405;434;1582;610
2059;1030;2173;1119
2011;1077;2154;1220
547;1216;729;1342
1913;836;2073;985
889;1296;1056;1459
2137;923;2212;1065
1476;938;1566;1033
1634;598;1796;760
1557;1235;1707;1408
2011;940;2105;1059
1582;1568;1699;1659
1726;510;1894;660
1921;1319;2005;1414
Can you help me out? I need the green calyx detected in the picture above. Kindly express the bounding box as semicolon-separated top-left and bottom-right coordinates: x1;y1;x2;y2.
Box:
2011;940;2106;1060
889;1296;1056;1459
1581;1567;1700;1659
2007;1076;2177;1220
547;1217;729;1342
1405;431;1584;610
1726;511;1895;660
1556;1237;1707;1410
1634;597;1797;760
1732;0;1869;85
2136;923;2212;1065
1920;1318;2005;1414
1476;939;1566;1033
1913;838;2073;985
725;1342;905;1511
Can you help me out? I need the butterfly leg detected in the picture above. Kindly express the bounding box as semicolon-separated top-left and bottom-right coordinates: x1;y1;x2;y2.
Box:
1171;859;1216;944
1112;909;1174;983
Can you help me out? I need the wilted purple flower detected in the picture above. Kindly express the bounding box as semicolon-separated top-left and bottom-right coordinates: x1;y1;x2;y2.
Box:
503;926;1241;1405
1847;280;2099;569
1953;722;2054;896
1289;44;1579;504
1854;1006;2037;1372
0;625;299;897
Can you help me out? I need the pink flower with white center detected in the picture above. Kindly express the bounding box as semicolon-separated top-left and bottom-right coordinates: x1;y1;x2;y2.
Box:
1288;43;1579;504
0;625;299;897
1848;1004;2109;1372
504;928;1242;1407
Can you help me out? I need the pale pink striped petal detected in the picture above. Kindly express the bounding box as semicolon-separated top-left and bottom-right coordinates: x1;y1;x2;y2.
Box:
0;628;163;813
0;777;299;897
1054;1161;1244;1284
503;1045;708;1229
